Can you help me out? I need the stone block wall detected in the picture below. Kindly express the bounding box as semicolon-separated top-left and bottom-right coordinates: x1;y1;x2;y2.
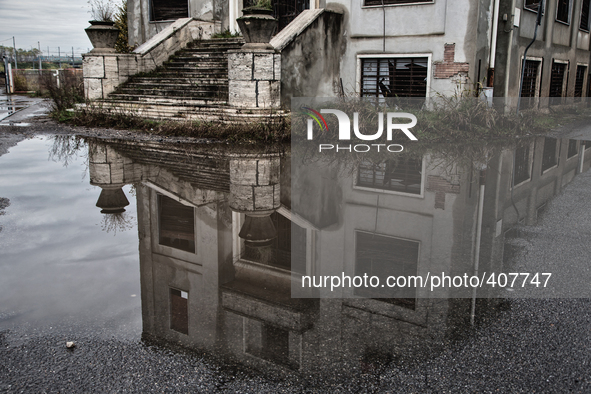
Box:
227;50;281;109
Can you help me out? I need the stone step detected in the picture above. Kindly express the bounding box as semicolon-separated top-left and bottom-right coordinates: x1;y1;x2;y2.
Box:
128;77;229;85
113;88;228;99
180;45;243;53
106;94;228;106
164;61;227;69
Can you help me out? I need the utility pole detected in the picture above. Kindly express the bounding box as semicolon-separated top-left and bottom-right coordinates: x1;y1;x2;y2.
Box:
12;36;17;70
58;47;61;69
38;42;42;73
72;46;74;68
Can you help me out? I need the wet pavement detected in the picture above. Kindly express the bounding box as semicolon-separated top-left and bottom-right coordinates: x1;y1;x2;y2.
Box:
0;111;591;392
0;89;47;126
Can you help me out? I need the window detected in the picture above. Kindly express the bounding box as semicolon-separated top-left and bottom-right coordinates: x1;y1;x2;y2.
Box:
360;57;428;98
357;157;423;194
556;0;571;23
364;0;431;6
549;60;568;99
151;0;189;21
575;65;587;97
525;0;543;12
581;0;590;30
355;231;419;309
513;143;532;186
170;288;188;334
158;194;195;253
243;212;307;273
585;141;591;150
567;139;579;158
541;137;559;173
520;59;542;108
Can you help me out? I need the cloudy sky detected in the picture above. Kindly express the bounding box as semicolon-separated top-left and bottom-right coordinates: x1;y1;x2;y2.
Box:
0;0;95;57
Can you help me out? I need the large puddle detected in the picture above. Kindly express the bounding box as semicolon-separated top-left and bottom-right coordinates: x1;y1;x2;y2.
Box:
1;133;591;383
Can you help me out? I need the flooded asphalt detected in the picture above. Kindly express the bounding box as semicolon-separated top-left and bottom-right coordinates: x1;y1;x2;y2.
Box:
0;97;590;393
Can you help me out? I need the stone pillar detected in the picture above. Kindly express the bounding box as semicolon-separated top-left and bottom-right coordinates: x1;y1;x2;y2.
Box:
229;155;281;245
89;142;137;213
228;50;281;109
82;53;138;100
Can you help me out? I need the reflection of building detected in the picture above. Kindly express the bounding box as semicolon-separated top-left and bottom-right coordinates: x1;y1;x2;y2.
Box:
87;137;591;375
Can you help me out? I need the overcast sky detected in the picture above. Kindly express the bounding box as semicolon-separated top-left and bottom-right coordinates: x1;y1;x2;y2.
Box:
0;0;95;57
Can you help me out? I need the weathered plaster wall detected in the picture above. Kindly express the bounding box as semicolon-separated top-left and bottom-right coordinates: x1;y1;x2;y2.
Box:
128;0;224;47
279;9;346;107
331;0;486;97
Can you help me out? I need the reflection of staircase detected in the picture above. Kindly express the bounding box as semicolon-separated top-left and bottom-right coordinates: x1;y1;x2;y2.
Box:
95;38;284;123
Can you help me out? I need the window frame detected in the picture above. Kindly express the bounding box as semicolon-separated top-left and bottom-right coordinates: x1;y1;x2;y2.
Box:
512;140;535;188
574;63;588;98
353;156;426;198
549;59;569;99
519;56;543;99
541;137;561;174
524;0;544;13
149;0;190;22
356;53;432;98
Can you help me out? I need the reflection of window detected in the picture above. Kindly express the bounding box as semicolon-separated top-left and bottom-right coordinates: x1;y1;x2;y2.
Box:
262;325;290;365
549;60;567;99
364;0;431;6
170;288;188;335
575;65;587;98
357;158;422;194
581;0;591;30
585;141;591;150
567;139;579;158
151;0;189;21
158;194;195;253
513;144;532;186
243;212;307;273
541;138;559;173
360;57;428;98
556;0;571;23
355;231;419;309
525;0;542;12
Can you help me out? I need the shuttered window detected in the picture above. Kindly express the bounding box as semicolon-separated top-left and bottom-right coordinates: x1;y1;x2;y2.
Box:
364;0;431;7
581;0;591;30
151;0;189;21
556;0;571;23
360;57;428;98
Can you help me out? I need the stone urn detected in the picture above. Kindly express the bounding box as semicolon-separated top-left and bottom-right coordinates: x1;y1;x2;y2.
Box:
237;7;277;49
95;186;130;214
85;21;119;53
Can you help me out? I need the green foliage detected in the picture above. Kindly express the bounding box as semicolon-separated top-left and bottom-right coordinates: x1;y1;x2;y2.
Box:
114;0;135;53
255;0;273;9
42;71;85;119
212;29;242;39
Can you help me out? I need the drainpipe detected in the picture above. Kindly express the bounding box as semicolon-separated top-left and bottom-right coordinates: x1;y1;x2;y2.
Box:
516;0;545;114
470;168;486;326
501;0;518;99
578;143;586;174
489;0;500;71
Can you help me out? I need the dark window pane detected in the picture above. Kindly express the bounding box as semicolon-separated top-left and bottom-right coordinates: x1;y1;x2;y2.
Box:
567;139;578;158
541;137;558;172
557;0;571;23
581;0;590;30
355;231;419;309
549;61;567;101
151;0;188;21
158;194;195;253
170;288;188;335
575;65;587;98
525;0;542;12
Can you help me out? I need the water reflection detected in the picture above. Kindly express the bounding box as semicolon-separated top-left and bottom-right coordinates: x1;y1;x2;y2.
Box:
83;135;591;378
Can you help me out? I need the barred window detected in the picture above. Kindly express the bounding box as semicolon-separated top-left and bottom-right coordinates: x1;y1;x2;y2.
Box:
525;0;542;12
556;0;571;23
357;158;423;194
549;61;567;98
513;144;532;186
360;57;428;98
574;65;587;98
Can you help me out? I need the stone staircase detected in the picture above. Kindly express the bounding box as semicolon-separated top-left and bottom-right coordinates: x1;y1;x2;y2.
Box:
92;38;286;123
